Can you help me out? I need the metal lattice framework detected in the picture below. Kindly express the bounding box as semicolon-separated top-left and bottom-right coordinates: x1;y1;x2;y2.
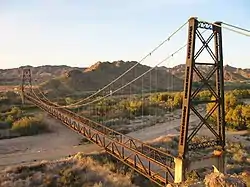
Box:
20;17;226;186
21;68;32;104
178;18;225;155
176;17;225;182
24;91;176;186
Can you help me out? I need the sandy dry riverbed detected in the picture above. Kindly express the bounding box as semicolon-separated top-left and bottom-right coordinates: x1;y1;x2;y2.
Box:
0;106;249;169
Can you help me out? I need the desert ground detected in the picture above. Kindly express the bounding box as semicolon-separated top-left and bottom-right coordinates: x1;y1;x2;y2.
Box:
0;115;101;168
0;104;249;169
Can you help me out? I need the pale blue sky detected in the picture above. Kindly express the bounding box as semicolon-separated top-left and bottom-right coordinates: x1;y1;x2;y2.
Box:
0;0;249;69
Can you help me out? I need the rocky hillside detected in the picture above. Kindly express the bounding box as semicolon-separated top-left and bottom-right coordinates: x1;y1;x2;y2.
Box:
41;61;183;97
163;64;250;82
0;65;85;85
0;62;249;95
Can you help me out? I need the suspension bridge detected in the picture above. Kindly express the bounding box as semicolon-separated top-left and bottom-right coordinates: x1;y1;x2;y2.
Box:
19;17;250;186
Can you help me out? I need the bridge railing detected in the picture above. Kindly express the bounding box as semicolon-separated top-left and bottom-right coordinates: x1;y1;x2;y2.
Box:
24;92;176;186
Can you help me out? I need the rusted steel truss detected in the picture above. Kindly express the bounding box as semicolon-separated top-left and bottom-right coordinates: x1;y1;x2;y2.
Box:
24;92;175;186
20;17;226;186
178;17;225;157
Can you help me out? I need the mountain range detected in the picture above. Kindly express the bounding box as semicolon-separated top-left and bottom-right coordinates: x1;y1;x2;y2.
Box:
162;64;250;82
0;61;249;96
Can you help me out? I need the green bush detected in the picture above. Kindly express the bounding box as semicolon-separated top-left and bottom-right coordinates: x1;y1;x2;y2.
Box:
207;90;250;130
11;116;49;136
5;115;14;126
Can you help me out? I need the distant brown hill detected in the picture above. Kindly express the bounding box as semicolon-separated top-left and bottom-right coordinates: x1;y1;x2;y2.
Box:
41;61;183;97
0;65;85;85
0;62;249;96
162;64;250;82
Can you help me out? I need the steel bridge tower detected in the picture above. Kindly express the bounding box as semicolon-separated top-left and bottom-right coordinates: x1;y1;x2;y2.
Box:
175;17;226;182
20;68;32;104
20;17;227;185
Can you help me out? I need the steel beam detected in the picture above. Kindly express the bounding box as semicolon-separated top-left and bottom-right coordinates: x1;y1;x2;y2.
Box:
20;68;32;104
20;17;226;186
177;17;226;182
24;92;175;186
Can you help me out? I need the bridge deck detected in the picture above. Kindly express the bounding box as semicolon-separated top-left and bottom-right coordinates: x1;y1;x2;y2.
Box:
25;92;176;186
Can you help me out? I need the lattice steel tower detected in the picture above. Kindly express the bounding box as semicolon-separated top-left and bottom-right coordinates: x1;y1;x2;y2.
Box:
21;68;32;104
175;17;225;182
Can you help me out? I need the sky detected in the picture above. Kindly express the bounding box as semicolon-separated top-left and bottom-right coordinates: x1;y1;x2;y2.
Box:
0;0;249;69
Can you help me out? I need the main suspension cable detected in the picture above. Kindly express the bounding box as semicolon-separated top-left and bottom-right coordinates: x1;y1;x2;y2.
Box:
198;18;250;37
45;20;189;108
72;43;187;108
73;29;208;108
222;22;250;34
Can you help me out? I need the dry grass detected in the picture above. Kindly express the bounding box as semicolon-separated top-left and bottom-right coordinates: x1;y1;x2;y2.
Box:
0;153;138;187
204;172;246;187
1;134;249;187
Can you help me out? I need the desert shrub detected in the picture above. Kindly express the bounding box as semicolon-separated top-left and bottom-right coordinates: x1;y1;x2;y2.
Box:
231;89;250;99
207;91;250;130
204;172;246;187
149;92;183;109
0;106;22;121
226;142;250;172
186;170;200;184
8;106;22;116
5;115;15;125
240;172;250;187
157;93;172;102
65;97;75;105
58;168;81;187
197;90;212;101
0;153;138;187
11;116;49;136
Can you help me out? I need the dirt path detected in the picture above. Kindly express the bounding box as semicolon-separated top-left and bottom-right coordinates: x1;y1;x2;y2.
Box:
128;109;250;145
0;115;101;168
